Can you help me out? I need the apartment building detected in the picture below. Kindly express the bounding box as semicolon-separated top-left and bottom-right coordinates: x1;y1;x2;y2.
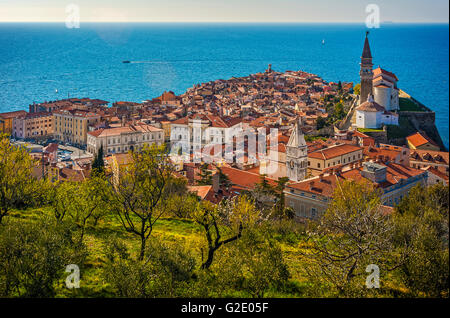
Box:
285;161;427;219
87;123;164;155
0;110;28;135
307;143;364;176
53;109;101;146
12;112;53;139
170;114;242;154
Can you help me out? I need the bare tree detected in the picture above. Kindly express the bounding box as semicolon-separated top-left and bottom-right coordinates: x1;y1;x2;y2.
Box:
193;196;262;269
302;180;397;295
106;144;174;261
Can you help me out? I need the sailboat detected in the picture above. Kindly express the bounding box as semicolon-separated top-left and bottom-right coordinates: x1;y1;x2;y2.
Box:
322;39;325;45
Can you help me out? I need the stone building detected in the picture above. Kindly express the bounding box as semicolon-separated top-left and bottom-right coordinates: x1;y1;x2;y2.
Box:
284;161;427;219
53;109;101;146
307;143;363;176
12;112;53;139
0;110;27;135
87;123;164;156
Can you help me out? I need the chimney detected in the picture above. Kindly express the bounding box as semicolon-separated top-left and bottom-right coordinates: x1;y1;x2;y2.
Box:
361;162;387;183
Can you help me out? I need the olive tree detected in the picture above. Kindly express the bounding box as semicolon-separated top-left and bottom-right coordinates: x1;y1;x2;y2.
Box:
303;180;395;295
393;183;449;297
106;144;175;260
0;217;86;297
0;134;38;224
192;195;262;269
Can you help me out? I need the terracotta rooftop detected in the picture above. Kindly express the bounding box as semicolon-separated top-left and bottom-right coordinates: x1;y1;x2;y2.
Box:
406;132;439;148
355;96;386;112
410;149;449;164
220;166;278;190
287;162;426;197
373;67;399;82
308;144;362;160
88;123;162;138
0;110;28;119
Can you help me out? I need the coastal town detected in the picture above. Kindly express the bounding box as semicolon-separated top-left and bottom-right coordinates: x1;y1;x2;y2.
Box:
0;33;448;220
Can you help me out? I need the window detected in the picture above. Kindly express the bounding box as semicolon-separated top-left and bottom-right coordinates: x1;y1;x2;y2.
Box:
317;163;321;168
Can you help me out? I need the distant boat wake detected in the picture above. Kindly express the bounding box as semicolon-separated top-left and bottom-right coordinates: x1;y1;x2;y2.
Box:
122;59;313;64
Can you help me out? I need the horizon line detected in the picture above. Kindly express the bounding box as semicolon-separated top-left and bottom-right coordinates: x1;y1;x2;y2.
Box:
0;21;448;24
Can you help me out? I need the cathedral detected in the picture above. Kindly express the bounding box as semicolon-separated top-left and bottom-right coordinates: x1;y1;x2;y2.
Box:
356;32;399;129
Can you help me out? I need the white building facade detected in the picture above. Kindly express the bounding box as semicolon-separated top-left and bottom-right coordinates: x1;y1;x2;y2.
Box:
355;95;399;129
87;123;164;155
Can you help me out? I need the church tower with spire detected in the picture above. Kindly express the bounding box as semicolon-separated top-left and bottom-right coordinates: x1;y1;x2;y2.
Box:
286;118;308;182
360;31;374;105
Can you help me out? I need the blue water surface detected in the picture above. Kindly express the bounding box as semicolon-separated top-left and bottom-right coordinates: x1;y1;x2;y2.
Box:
0;23;448;148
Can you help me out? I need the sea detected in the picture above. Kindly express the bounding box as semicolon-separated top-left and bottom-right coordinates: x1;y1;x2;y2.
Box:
0;23;448;148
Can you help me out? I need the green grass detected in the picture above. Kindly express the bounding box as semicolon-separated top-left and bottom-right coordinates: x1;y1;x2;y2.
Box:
399;97;424;112
4;207;410;298
386;116;416;140
5;207;318;297
305;135;328;142
357;128;384;133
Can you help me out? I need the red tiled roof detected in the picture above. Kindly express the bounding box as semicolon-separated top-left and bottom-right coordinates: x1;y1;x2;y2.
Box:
0;110;27;119
410;149;449;164
425;167;449;184
220;166;277;190
373;67;398;82
287;162;426;197
355;99;386;112
406;132;439;148
308;144;362;160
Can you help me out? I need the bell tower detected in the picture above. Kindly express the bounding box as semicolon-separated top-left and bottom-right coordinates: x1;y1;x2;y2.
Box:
286;118;308;182
360;31;374;105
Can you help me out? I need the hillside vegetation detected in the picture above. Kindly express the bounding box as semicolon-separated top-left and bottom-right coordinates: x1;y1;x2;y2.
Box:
0;134;448;298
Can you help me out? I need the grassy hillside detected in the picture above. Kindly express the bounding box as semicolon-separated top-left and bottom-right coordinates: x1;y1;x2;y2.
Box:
6;206;407;298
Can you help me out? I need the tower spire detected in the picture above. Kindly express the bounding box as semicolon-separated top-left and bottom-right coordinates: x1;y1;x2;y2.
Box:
362;31;372;59
359;31;374;105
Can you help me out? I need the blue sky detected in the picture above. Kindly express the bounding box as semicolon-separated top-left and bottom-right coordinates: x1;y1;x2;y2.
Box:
0;0;448;22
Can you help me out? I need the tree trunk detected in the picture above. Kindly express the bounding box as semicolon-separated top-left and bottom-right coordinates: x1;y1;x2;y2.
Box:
139;235;147;261
201;247;216;270
0;210;5;225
